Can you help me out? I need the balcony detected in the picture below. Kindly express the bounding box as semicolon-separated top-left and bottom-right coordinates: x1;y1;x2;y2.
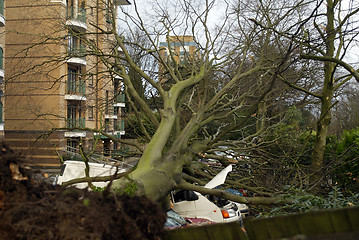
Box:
66;117;85;128
114;93;125;107
114;119;125;136
65;80;86;101
66;7;86;32
65;117;86;137
67;45;87;66
105;106;118;119
0;0;4;27
115;119;125;131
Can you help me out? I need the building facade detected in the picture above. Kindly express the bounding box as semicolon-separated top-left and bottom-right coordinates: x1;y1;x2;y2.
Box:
159;35;198;84
0;0;5;141
5;0;129;165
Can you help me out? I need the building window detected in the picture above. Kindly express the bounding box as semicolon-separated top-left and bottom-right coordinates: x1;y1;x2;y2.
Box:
66;0;86;23
88;74;94;87
67;66;85;95
67;138;79;149
105;90;109;114
68;34;76;51
67;103;84;128
0;101;3;123
88;106;94;120
0;47;3;70
67;67;78;94
66;0;74;7
105;119;110;132
106;0;112;23
0;0;4;16
180;46;189;53
68;32;85;58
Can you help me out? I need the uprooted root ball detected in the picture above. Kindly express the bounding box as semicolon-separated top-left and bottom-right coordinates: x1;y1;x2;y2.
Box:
0;143;166;240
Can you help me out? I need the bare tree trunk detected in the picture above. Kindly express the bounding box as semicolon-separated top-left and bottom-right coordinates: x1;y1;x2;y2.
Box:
310;95;332;184
309;0;335;186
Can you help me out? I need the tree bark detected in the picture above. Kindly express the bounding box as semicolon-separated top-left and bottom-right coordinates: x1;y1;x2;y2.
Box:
309;0;335;186
310;96;332;184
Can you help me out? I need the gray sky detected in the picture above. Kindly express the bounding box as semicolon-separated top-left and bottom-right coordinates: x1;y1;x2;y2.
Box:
118;0;358;67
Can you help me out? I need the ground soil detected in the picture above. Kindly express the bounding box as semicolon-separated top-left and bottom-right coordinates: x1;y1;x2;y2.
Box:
0;143;166;240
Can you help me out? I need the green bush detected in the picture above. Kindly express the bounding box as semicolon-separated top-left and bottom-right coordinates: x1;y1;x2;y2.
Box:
332;127;359;195
263;186;359;217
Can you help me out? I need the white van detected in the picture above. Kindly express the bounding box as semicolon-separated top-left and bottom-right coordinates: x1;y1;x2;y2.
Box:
56;160;127;189
171;165;248;223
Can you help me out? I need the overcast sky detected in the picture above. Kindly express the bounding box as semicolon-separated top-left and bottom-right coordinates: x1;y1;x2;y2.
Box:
118;0;358;66
118;0;227;42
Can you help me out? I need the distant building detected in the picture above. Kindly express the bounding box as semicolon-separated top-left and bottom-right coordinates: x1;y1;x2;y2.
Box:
159;36;198;84
4;0;130;166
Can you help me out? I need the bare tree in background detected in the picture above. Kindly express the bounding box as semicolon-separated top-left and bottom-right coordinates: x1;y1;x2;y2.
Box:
251;0;359;187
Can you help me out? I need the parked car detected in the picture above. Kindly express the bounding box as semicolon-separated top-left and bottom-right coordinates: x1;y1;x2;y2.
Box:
171;165;248;223
222;188;250;217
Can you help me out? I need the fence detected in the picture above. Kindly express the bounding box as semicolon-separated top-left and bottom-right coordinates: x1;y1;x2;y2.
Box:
161;206;359;240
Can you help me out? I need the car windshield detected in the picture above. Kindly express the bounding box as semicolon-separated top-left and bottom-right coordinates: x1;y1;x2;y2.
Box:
207;195;230;208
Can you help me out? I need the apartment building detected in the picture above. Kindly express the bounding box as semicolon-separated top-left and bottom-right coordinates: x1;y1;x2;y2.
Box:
5;0;130;165
159;35;198;84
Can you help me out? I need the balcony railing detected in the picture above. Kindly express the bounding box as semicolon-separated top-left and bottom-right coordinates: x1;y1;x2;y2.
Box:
66;80;86;96
66;117;85;128
115;119;125;131
114;93;125;103
66;7;86;23
68;44;86;59
105;106;118;116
